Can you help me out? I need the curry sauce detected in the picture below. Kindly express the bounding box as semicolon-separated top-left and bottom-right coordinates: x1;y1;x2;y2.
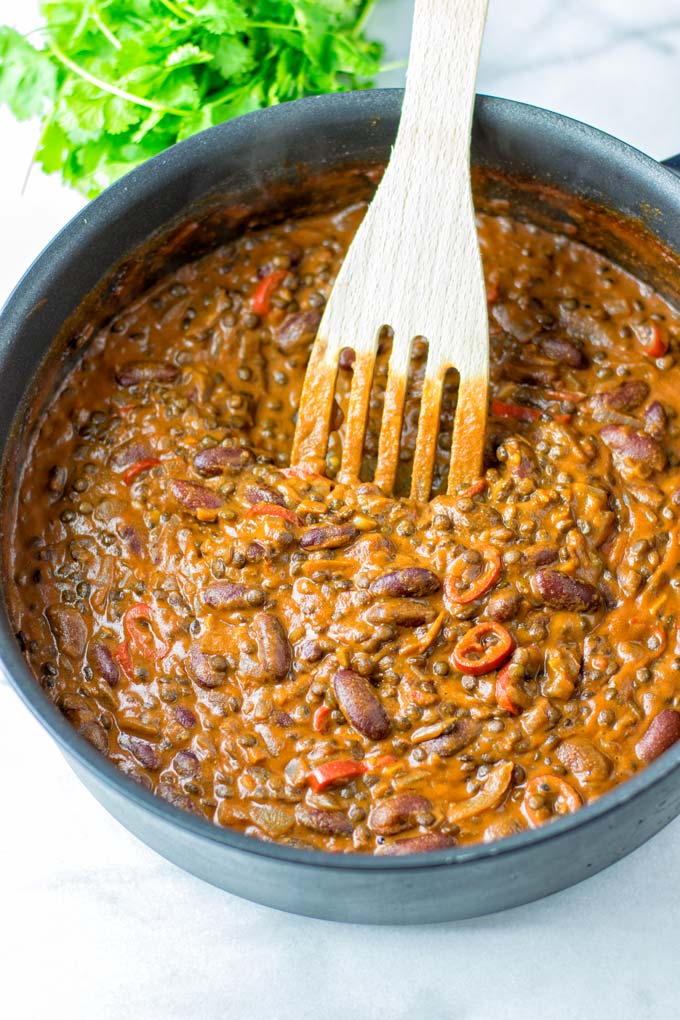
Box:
7;196;680;854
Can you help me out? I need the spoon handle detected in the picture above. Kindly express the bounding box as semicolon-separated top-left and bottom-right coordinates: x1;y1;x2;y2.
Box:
389;0;489;185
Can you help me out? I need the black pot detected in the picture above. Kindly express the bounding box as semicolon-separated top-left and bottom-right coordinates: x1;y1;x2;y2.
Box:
3;91;680;924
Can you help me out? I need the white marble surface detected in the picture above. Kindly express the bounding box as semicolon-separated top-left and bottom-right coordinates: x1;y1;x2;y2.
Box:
2;1;680;1017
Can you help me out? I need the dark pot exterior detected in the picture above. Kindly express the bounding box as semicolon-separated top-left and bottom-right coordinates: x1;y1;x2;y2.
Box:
3;91;680;923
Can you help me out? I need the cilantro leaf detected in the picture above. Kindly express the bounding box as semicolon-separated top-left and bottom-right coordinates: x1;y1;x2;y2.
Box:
0;0;385;198
0;26;57;120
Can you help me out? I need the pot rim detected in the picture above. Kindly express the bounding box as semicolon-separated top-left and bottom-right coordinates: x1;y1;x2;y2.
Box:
3;88;680;872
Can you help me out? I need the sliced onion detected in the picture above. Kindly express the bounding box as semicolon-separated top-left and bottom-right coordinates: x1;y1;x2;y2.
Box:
446;761;514;824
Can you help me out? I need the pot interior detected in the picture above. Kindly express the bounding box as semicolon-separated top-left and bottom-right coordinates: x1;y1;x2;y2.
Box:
3;94;680;867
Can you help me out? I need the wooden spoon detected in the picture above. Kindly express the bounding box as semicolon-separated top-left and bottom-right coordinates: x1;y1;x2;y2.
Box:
291;0;490;499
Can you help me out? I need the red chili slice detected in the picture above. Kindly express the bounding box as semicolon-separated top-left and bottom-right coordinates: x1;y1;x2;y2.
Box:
312;705;331;733
638;321;668;359
458;478;487;498
114;641;134;678
122;458;161;485
367;753;397;770
496;663;523;715
247;502;301;526
452;622;515;676
522;775;582;827
123;603;169;661
444;544;502;606
486;278;500;304
250;269;287;317
308;759;367;792
280;465;329;484
491;398;542;422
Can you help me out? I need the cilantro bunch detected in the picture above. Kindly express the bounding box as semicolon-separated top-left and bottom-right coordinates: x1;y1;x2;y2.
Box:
0;0;384;197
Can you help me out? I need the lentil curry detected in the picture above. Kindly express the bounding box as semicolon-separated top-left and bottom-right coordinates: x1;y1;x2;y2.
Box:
7;183;680;855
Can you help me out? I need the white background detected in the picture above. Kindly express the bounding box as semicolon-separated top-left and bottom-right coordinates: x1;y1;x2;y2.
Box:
2;2;680;1018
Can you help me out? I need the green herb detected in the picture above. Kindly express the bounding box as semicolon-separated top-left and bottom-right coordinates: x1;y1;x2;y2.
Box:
0;0;384;197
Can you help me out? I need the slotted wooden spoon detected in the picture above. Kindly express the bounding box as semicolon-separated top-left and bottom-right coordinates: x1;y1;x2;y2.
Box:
291;0;490;500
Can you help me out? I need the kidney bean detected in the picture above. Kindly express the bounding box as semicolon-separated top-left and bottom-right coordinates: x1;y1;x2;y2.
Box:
295;804;353;836
270;709;294;728
512;452;537;480
485;588;521;623
421;717;481;757
125;736;161;771
328;397;345;433
297;638;325;663
174;705;197;728
251;612;291;681
354;534;397;562
368;793;432;835
187;644;223;689
482;817;524;843
115;362;179;386
333;668;391;740
368;567;441;598
538;335;587;368
47;464;68;499
247;541;266;562
119;524;145;556
532;569;600;612
111;439;154;469
242;482;285;506
505;363;558;386
635;709;680;763
194;446;252;476
520;544;559;569
46;605;87;659
158;782;198;814
275;310;322;353
600;425;665;474
364;599;435;627
300;523;358;550
339;347;355;370
202;582;251;610
90;641;120;687
79;719;109;754
376;832;457;856
644;400;667;438
171;479;225;511
555;736;611;785
592;379;650;414
173;750;200;777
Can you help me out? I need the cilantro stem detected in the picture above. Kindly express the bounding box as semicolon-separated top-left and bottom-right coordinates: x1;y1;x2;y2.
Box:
205;79;255;111
353;0;379;37
156;0;194;21
46;40;190;116
91;10;121;51
378;59;408;73
247;22;303;34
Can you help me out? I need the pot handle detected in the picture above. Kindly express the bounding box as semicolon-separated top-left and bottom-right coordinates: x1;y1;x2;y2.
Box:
661;154;680;176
